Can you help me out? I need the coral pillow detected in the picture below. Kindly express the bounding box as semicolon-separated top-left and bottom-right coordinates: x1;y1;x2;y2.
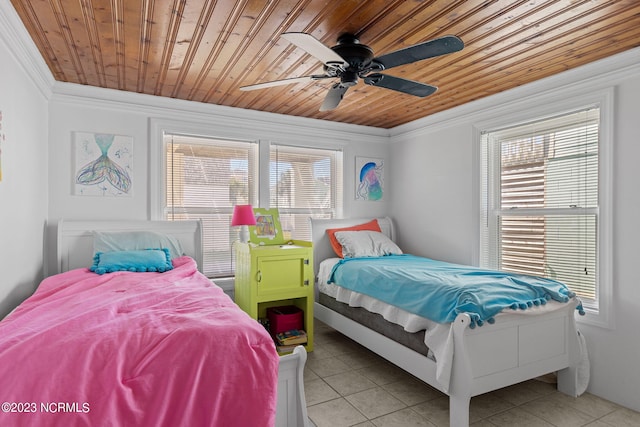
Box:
326;219;381;258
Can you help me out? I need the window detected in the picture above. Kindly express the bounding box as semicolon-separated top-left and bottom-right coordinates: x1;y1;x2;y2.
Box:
164;133;258;277
161;133;343;278
270;144;343;241
480;106;604;314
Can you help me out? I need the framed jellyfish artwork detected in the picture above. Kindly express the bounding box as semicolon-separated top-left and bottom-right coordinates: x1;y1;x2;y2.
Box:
73;132;133;197
355;157;384;201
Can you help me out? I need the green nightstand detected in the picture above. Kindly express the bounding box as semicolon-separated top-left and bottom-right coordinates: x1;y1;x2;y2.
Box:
234;241;314;352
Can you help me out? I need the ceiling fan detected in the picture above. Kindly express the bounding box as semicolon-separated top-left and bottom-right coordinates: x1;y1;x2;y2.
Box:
240;32;464;111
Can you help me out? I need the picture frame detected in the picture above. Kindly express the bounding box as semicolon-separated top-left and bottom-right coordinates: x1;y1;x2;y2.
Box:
250;208;285;245
355;156;384;201
73;131;133;197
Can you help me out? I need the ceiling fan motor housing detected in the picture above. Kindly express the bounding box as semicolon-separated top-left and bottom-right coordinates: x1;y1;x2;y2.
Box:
331;34;374;70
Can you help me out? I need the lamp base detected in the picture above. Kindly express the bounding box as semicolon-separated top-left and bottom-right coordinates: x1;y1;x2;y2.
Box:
239;225;250;243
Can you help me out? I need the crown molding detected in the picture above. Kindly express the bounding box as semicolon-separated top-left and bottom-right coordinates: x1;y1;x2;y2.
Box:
390;47;640;141
0;1;54;99
51;81;390;144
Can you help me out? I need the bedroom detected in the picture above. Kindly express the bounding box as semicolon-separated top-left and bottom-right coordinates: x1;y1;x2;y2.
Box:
0;0;639;425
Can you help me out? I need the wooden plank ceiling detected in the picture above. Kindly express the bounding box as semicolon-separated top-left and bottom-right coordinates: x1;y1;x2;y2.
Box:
10;0;640;129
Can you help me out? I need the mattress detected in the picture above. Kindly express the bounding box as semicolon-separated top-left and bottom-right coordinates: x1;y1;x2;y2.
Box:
318;292;430;357
318;258;448;363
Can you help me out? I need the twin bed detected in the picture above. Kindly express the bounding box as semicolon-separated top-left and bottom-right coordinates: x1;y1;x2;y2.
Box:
310;216;585;427
0;220;309;427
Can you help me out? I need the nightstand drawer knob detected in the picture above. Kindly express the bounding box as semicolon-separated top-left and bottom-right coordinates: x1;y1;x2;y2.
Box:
256;270;262;283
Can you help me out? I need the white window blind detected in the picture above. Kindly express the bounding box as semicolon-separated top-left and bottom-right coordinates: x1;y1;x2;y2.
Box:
480;107;600;306
270;144;343;241
164;133;258;277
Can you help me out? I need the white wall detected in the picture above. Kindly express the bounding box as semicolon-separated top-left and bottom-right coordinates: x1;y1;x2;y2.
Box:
593;72;640;411
0;3;50;318
389;48;640;412
388;124;475;264
46;83;390;274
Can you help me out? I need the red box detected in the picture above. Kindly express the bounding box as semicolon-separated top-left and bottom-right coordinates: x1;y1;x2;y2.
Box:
267;305;303;335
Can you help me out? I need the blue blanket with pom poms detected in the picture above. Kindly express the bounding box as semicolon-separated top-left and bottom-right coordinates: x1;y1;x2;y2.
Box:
328;254;584;327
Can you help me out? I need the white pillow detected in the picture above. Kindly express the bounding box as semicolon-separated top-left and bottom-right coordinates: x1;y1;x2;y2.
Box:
334;230;403;258
93;231;185;260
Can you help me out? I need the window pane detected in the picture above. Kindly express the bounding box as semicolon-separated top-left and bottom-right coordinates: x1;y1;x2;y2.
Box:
545;134;598;209
498;110;599;210
544;214;597;300
499;215;597;300
166;138;256;209
165;134;258;277
270;145;342;241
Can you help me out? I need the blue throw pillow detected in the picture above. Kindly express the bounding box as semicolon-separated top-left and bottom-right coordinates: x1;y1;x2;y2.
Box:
90;248;173;275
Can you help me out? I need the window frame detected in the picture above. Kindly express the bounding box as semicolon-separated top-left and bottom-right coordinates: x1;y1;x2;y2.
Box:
150;118;345;275
150;118;264;220
475;88;614;329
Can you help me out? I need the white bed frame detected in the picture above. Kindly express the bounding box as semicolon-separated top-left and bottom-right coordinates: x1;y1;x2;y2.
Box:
310;217;581;427
57;219;310;427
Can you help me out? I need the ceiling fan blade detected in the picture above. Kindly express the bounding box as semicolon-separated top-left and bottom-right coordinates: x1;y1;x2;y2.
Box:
364;73;437;97
320;84;349;111
240;76;317;91
281;32;347;66
373;35;464;70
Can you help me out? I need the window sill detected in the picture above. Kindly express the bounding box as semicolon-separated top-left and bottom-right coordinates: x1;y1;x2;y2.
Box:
576;306;613;329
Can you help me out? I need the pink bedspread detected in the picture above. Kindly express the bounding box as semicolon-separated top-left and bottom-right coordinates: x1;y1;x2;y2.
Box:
0;256;279;427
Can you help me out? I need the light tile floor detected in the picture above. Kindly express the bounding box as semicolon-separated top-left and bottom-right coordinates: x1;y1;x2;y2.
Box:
304;320;640;427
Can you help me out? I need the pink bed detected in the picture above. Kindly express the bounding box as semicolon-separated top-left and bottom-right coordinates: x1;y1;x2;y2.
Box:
0;255;279;426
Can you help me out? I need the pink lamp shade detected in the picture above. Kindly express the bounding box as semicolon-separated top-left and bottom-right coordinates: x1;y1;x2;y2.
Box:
231;205;257;226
